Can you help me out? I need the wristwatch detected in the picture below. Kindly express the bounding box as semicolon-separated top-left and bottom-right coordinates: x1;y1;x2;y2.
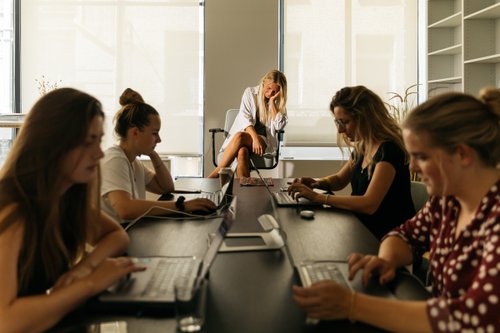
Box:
175;196;186;212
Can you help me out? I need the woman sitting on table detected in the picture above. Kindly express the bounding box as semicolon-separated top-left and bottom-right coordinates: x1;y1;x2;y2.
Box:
288;86;415;239
0;88;144;332
293;88;500;332
208;69;288;178
101;88;216;222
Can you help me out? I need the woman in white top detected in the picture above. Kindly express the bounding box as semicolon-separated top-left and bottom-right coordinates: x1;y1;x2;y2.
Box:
208;70;288;178
101;88;216;222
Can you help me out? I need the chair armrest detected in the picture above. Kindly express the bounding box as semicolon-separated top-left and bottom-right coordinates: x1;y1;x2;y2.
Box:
209;128;226;167
277;129;285;141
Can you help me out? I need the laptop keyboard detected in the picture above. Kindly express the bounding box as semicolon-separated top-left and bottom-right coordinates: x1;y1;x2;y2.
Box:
199;191;222;206
303;263;350;289
142;258;196;297
273;192;297;205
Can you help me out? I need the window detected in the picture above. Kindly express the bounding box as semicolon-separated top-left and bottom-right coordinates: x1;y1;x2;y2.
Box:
21;0;204;175
282;0;418;155
0;0;14;166
0;0;13;116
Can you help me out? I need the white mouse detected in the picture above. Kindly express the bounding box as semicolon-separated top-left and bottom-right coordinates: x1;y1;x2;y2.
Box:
300;210;315;219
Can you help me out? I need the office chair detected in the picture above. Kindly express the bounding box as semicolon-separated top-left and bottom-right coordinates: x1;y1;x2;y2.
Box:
209;109;284;169
410;180;431;286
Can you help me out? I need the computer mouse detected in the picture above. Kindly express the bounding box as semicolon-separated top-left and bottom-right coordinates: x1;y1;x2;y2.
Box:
300;210;315;219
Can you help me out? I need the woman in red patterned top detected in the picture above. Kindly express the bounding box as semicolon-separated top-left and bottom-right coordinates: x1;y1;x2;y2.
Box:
293;87;500;332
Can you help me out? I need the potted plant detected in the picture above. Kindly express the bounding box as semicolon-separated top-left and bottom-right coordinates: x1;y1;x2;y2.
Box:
384;83;419;124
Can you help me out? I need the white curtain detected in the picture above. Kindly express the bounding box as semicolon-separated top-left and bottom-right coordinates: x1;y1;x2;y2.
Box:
283;0;418;149
21;0;204;155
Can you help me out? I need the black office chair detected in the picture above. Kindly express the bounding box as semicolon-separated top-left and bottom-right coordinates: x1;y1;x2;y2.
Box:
209;109;284;169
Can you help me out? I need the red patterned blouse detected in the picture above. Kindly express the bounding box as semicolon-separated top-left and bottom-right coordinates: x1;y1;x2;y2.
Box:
386;180;500;332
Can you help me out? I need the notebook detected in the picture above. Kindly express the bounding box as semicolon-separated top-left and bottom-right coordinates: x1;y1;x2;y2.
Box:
95;200;236;312
250;159;323;207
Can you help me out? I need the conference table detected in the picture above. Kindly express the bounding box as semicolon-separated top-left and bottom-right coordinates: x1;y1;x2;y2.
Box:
51;178;430;333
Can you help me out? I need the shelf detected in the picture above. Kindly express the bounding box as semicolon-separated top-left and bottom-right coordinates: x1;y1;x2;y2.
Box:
427;0;500;98
465;53;500;63
464;2;500;20
428;12;462;28
428;44;462;55
428;76;462;84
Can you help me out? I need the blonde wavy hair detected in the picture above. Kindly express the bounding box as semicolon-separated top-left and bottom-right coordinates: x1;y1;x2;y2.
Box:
256;69;288;124
330;85;407;175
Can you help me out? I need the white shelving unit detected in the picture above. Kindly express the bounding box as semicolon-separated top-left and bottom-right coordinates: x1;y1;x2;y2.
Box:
427;0;500;96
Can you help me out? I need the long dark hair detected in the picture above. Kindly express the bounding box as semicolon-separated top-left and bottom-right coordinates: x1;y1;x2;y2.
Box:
0;88;104;294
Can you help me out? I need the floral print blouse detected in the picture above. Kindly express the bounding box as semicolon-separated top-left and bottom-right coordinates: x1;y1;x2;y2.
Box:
386;180;500;332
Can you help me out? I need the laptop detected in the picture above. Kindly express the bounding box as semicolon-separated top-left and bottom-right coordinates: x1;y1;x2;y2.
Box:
250;159;323;207
160;167;236;213
296;260;396;298
95;200;236;313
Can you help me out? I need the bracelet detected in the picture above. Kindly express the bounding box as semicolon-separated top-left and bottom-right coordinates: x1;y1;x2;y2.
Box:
175;196;186;211
348;291;357;323
324;194;330;205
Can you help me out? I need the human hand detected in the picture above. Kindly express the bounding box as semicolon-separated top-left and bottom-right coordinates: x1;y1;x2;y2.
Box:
292;280;352;320
147;150;160;158
348;253;396;286
184;198;217;213
291;177;319;189
269;90;281;105
287;183;322;202
84;257;145;296
53;262;94;291
50;257;146;296
252;139;265;156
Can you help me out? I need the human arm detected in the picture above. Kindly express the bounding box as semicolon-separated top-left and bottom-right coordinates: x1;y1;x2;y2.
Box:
292;281;432;333
145;151;175;194
348;235;413;286
268;92;288;137
0;207;142;333
291;161;354;192
289;161;395;215
53;211;129;289
292;221;432;333
104;190;217;220
244;124;266;156
268;90;281;118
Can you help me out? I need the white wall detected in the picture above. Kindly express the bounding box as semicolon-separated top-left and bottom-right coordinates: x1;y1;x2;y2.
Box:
204;0;347;182
204;0;278;176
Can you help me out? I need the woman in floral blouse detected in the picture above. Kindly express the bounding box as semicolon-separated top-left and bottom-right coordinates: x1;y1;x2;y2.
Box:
293;87;500;332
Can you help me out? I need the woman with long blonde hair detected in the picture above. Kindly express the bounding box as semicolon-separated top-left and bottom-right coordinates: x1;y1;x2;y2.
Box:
208;69;288;178
289;85;415;239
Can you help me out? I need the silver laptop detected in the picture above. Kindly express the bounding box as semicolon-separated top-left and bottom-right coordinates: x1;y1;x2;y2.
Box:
296;260;395;298
250;159;322;207
96;200;236;312
160;168;235;214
